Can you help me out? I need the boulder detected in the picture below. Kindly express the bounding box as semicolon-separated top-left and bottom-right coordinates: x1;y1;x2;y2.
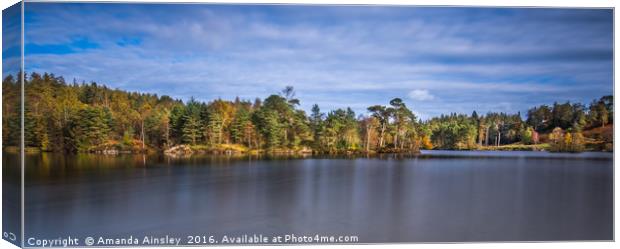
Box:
165;145;193;157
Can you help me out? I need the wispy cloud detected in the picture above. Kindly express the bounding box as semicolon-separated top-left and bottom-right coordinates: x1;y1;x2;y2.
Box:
409;90;435;101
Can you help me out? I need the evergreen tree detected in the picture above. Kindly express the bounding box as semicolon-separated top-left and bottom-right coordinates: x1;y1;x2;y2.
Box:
231;108;252;145
67;106;112;151
182;116;201;145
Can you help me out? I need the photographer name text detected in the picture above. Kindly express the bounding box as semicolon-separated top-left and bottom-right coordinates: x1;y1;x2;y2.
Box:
26;234;359;247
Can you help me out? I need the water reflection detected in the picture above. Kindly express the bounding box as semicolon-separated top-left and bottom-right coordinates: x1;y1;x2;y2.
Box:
18;151;613;243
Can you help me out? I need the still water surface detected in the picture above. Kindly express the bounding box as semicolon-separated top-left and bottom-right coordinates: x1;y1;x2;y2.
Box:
13;150;613;243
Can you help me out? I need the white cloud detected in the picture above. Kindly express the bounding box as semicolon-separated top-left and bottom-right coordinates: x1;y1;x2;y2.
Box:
408;89;435;101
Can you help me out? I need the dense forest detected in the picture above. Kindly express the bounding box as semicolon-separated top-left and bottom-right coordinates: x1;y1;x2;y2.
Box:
1;72;614;154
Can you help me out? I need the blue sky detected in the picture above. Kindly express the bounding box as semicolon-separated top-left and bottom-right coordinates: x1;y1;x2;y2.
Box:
6;3;614;119
2;2;21;78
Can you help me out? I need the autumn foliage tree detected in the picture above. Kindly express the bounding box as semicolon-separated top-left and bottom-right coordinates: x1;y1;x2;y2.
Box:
2;72;612;154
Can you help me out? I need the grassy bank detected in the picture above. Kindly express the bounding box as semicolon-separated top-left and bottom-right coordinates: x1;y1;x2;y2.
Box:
477;143;551;151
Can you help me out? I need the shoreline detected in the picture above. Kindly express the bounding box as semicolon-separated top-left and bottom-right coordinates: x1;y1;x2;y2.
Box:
4;144;612;155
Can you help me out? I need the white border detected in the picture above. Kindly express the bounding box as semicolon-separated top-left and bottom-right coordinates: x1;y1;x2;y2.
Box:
0;1;617;249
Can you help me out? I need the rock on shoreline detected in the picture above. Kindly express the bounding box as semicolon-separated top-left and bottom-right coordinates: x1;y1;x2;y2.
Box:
164;145;194;157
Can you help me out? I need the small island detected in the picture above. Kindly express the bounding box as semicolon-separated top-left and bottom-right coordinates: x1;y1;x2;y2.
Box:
2;72;612;156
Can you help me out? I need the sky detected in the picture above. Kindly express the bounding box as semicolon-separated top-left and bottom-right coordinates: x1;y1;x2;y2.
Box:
3;3;614;119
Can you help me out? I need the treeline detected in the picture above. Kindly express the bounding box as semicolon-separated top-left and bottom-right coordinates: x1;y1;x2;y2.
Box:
1;72;613;153
425;95;613;151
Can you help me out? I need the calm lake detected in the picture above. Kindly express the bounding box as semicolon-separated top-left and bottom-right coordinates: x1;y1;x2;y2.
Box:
7;150;614;244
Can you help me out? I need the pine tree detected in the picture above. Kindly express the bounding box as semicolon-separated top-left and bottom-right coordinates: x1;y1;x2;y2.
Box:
182;116;201;145
206;112;223;145
231;108;251;145
67;106;111;151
